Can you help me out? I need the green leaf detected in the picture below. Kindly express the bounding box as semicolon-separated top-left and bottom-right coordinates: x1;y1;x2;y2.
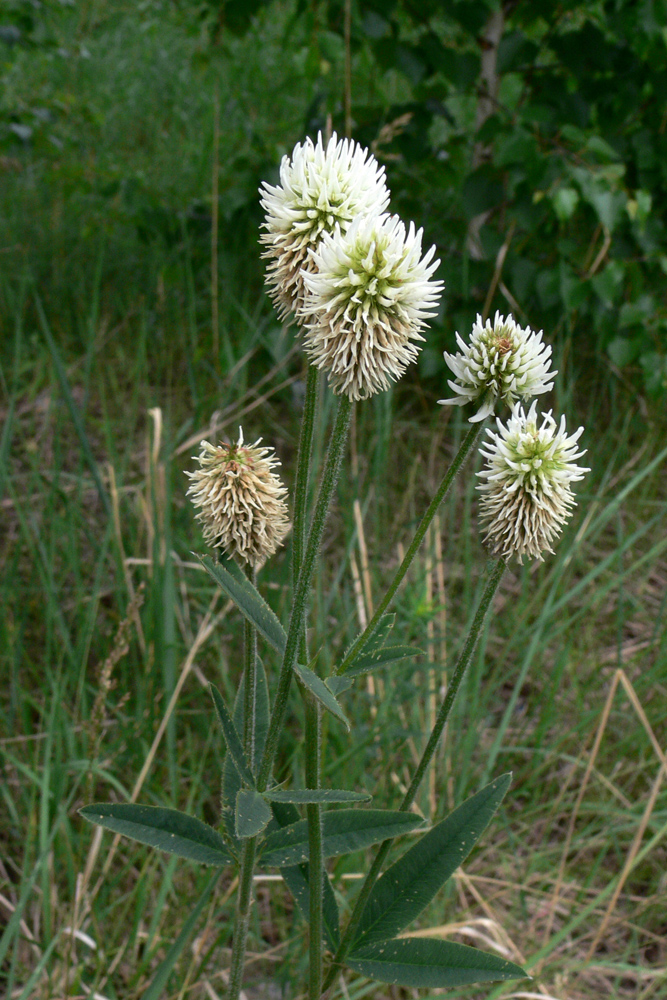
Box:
325;675;354;697
294;661;350;730
221;659;270;841
264;789;371;804
261;810;424;868
351;775;511;948
342;645;421;678
235;788;272;839
550;186;579;222
198;554;286;653
79;804;234;866
363;612;396;651
607;336;641;368
209;683;255;788
252;657;270;774
270;801;340;951
346;938;526;988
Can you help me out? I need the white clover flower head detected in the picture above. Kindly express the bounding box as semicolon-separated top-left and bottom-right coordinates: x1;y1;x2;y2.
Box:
259;131;390;322
477;401;589;563
186;428;290;568
439;311;557;422
299;212;443;400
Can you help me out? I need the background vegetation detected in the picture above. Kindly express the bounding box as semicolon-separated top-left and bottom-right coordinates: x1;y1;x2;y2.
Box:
1;1;666;998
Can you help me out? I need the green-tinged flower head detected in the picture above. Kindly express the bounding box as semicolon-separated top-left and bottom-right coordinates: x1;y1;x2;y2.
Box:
439;312;557;422
186;428;290;568
477;402;589;562
260;131;389;322
299;212;443;400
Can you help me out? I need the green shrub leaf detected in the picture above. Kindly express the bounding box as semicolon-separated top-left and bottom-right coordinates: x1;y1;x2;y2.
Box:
346;937;526;987
198;554;286;652
351;774;511;948
79;804;234;866
261;809;424;868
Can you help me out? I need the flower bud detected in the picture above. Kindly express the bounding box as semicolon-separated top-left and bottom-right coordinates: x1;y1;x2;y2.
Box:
186;429;290;568
477;402;589;563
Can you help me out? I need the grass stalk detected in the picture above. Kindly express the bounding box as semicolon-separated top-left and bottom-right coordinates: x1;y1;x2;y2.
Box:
323;558;506;991
338;421;481;673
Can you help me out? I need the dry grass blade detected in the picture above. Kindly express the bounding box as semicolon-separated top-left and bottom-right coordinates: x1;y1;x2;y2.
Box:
542;667;667;971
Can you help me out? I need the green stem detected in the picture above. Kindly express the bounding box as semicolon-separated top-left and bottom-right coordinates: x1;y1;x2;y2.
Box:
293;365;320;580
243;565;258;771
323;558;506;991
227;568;260;1000
305;696;323;999
226;836;257;1000
338;422;482;673
258;394;353;792
291;365;325;999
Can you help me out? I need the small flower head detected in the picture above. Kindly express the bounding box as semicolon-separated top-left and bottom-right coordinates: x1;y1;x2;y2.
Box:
477;402;589;563
439;312;557;422
186;428;290;568
299;213;443;400
260;132;390;322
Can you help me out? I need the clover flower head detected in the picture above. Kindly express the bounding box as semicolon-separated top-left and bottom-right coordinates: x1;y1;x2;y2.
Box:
186;428;290;568
299;212;443;400
260;131;390;322
439;311;557;422
477;402;589;563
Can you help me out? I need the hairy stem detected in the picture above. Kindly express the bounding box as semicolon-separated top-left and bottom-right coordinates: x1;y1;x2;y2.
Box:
305;695;324;998
290;365;325;998
323;558;506;990
243;565;258;771
226;837;257;1000
338;422;482;673
227;565;260;1000
258;394;352;791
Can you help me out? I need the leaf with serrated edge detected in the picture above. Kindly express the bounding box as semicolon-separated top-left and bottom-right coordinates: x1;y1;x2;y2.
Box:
260;809;423;868
198;554;286;652
270;801;340;951
346;938;526;988
210;683;255;787
264;789;371;804
80;804;234;866
235;788;272;839
295;661;350;730
352;774;511;948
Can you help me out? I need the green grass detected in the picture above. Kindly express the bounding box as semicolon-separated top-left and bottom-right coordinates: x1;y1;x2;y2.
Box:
2;2;667;999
